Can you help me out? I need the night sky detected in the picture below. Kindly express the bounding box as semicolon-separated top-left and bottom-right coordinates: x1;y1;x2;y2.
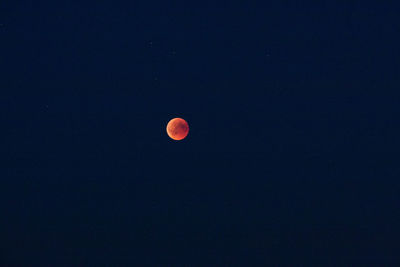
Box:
1;1;399;265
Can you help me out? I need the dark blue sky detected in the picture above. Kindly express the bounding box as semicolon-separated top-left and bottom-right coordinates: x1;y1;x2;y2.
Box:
1;1;399;265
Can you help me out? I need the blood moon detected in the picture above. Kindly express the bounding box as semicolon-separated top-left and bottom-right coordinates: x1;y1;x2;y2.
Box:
166;118;189;140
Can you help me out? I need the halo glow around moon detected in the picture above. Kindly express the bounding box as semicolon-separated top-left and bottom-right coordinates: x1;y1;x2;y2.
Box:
166;118;189;140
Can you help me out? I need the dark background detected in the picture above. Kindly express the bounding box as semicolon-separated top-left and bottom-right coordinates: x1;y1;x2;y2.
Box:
1;0;399;265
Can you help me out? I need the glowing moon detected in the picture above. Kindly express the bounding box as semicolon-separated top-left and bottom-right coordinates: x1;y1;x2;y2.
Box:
166;118;189;140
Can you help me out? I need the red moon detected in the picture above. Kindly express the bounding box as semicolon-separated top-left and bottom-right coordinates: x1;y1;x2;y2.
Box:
166;118;189;140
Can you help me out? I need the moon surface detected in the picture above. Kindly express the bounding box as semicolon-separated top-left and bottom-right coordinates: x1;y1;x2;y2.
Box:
166;118;189;140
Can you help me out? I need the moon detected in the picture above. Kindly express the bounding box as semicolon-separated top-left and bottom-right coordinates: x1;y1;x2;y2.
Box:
166;118;189;140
